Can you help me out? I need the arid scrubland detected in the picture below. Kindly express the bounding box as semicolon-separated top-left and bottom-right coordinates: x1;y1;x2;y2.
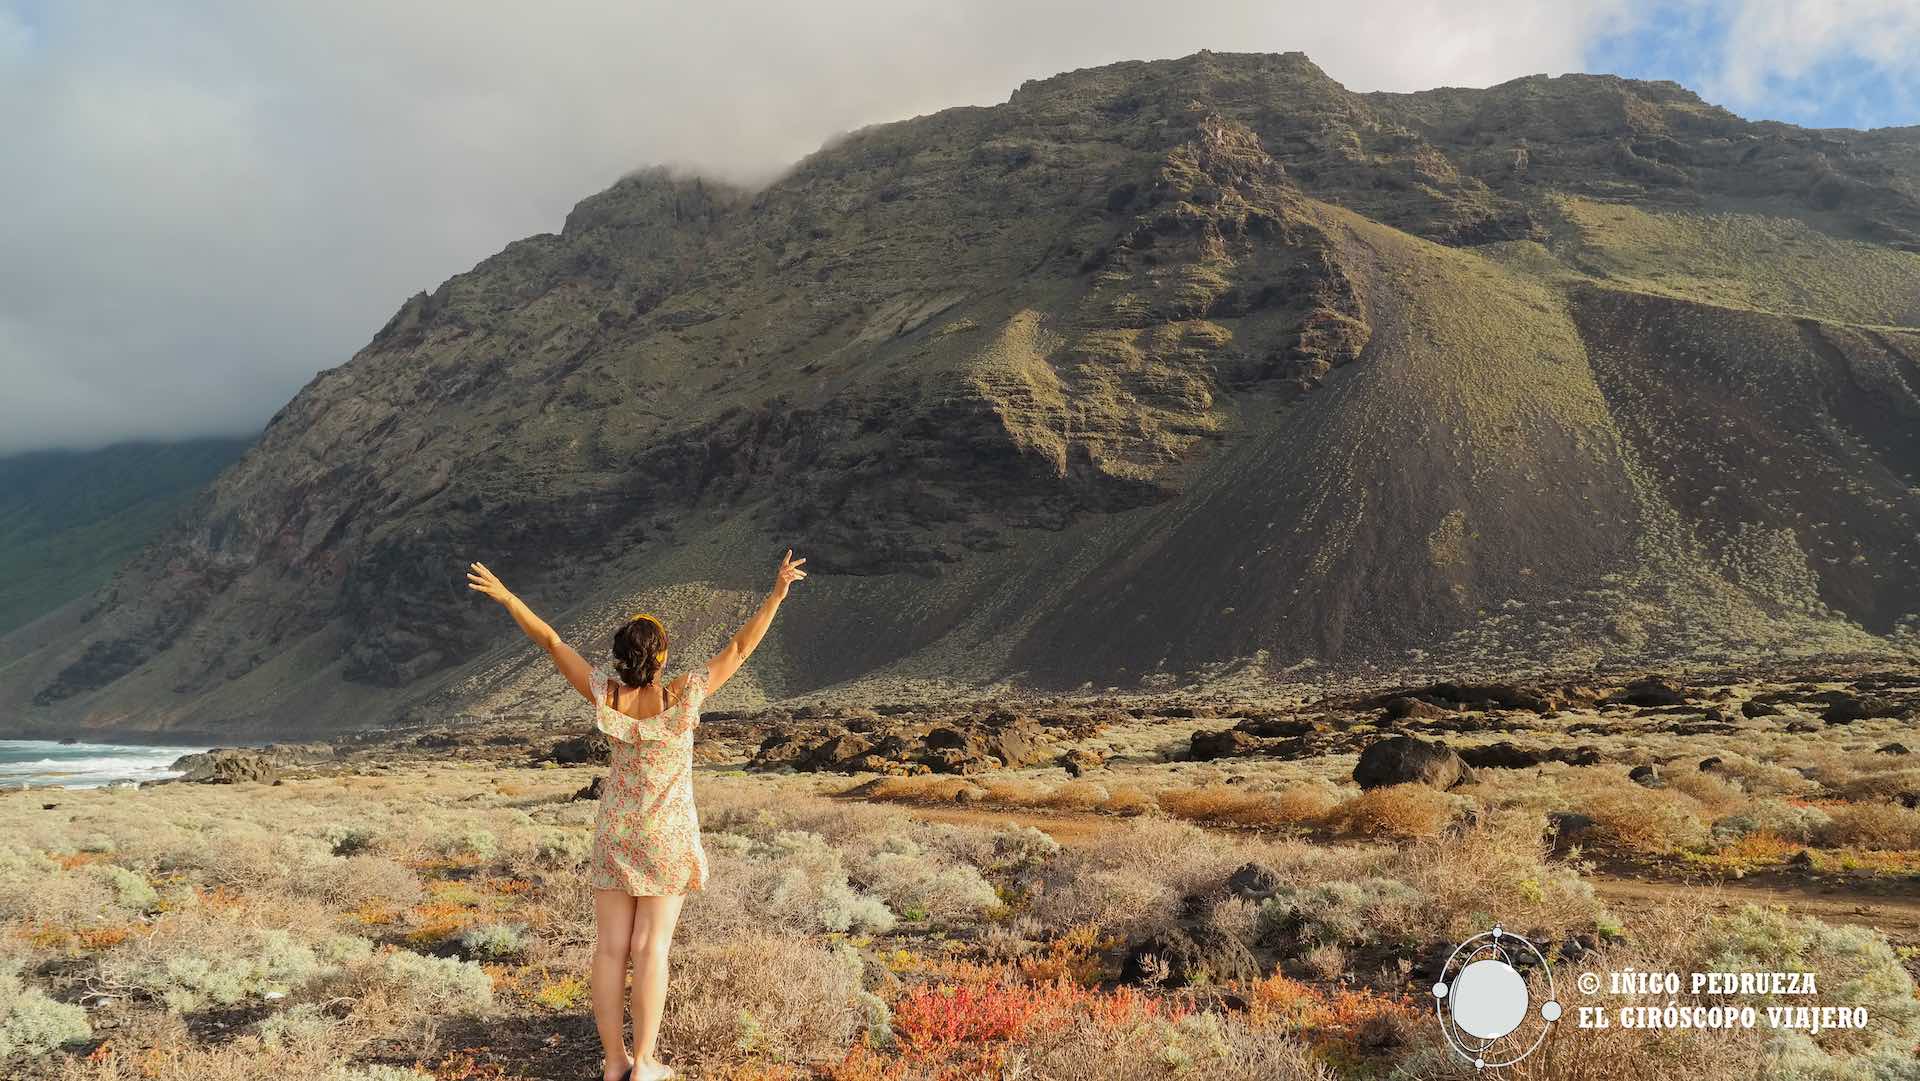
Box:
2;740;1917;1081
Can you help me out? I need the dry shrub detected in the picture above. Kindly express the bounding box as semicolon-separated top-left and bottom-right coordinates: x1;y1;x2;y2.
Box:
297;855;425;911
1038;781;1110;812
1204;896;1262;946
1703;756;1815;798
997;1010;1334;1080
1098;783;1158;816
1301;943;1348;981
1155;784;1278;826
1661;768;1747;811
1574;785;1710;854
1336;784;1457;839
979;777;1050;806
52;1034;348;1081
845;776;976;803
1393;810;1606;945
1030;819;1242;940
661;931;869;1068
1816;802;1920;850
1832;767;1920;804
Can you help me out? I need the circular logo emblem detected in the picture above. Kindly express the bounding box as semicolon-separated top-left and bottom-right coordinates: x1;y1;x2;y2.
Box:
1431;925;1560;1068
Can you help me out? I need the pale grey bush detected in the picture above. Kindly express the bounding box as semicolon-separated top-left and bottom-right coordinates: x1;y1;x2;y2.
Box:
0;960;92;1058
90;863;160;913
1711;799;1833;845
325;1067;435;1081
459;923;527;960
323;824;379;856
858;851;999;924
1258;878;1427;949
434;828;498;861
533;827;591;868
255;1001;339;1050
317;934;375;966
102;927;332;1012
721;830;895;934
374;951;493;1013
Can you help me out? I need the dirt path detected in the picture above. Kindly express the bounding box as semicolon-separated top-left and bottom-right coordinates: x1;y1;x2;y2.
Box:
853;797;1920;947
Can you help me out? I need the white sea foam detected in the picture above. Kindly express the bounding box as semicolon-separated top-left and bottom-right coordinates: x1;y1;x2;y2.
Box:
0;740;207;789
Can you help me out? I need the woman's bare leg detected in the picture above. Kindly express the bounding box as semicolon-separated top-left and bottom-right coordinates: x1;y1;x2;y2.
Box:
629;893;687;1077
591;889;639;1081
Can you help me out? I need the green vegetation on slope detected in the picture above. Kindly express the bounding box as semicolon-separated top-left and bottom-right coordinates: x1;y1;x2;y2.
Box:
0;437;251;634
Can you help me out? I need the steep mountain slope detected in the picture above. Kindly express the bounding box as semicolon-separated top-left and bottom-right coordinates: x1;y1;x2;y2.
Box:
0;437;252;635
4;51;1917;738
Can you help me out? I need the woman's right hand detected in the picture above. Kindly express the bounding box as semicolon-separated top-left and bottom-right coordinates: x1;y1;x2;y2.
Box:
771;549;807;600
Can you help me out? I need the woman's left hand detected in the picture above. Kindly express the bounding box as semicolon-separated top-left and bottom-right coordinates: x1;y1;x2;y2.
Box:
466;561;513;604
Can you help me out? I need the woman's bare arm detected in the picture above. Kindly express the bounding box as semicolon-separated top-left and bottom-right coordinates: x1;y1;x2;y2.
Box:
705;550;806;694
467;561;596;704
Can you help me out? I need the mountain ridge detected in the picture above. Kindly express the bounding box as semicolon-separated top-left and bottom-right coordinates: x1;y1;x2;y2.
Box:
4;50;1917;738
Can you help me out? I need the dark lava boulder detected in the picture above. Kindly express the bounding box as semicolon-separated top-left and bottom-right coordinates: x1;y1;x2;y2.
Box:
1823;695;1899;724
195;752;279;785
1628;764;1663;788
1353;736;1474;790
1381;696;1450;721
1237;716;1329;738
1121;924;1262;988
983;720;1051;767
1059;748;1105;776
1225;862;1282;900
921;748;998;775
925;726;980;752
573;776;604;801
1740;699;1783;719
1457;742;1550;769
1190;728;1263;761
1610;676;1687;706
544;732;611;765
802;732;876;769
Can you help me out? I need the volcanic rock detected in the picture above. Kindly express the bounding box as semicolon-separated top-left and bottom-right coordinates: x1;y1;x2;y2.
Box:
1353;736;1474;790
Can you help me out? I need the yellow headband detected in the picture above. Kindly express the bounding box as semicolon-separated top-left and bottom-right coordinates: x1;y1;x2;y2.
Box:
628;612;667;661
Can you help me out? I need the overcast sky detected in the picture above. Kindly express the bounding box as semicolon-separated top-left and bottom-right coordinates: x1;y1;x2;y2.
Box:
4;0;1917;455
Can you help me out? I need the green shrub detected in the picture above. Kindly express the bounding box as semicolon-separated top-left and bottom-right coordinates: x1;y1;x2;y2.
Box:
325;1067;435;1081
376;951;493;1013
1258;878;1427;949
0;961;92;1058
324;824;379;856
255;1001;339;1049
1696;905;1920;1061
458;923;527;961
1711;800;1832;845
733;831;896;934
533;828;590;868
990;825;1061;871
435;829;498;862
861;852;999;924
110;928;330;1012
318;934;375;966
91;864;160;913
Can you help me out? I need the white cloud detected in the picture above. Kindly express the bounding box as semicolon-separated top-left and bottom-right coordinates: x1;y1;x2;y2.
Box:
7;0;1905;455
1697;0;1920;125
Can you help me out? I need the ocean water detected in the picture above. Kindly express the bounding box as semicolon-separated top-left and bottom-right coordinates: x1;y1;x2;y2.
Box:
0;740;208;789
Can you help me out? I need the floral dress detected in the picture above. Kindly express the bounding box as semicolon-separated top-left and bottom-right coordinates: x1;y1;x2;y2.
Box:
587;664;710;896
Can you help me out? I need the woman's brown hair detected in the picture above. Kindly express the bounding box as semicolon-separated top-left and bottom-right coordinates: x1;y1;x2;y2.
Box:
611;614;669;688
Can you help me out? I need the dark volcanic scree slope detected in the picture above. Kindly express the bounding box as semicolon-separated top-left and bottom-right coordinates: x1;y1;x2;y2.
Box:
6;52;1919;737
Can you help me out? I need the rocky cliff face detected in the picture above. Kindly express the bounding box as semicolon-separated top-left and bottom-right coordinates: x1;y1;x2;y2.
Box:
6;51;1918;737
